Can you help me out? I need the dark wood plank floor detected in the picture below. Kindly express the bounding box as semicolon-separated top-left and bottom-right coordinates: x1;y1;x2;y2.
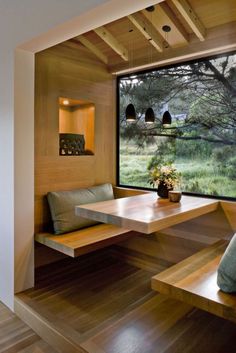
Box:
0;301;58;353
18;250;236;353
26;252;155;336
83;300;236;353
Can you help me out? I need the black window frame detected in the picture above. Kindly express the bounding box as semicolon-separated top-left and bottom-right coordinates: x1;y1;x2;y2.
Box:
116;50;236;202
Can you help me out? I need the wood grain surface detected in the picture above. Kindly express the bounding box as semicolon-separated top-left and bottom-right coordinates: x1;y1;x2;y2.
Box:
35;44;115;233
152;239;236;322
114;203;234;268
15;249;236;353
76;193;219;234
35;224;138;257
0;301;57;353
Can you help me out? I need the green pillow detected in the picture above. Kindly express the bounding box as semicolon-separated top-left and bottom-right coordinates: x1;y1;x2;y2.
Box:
217;233;236;293
47;183;114;234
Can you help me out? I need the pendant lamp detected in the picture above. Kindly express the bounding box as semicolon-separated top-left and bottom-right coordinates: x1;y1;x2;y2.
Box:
125;103;136;122
145;107;155;124
162;110;172;127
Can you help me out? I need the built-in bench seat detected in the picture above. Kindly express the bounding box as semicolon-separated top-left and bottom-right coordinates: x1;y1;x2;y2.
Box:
151;239;236;323
35;185;147;258
35;223;135;257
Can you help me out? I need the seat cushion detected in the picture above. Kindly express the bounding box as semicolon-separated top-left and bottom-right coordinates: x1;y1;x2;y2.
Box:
47;183;114;234
217;233;236;293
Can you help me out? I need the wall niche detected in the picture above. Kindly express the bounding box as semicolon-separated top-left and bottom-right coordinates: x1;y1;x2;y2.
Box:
59;97;95;156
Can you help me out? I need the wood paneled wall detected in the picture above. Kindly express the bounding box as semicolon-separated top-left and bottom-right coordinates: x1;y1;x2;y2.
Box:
34;43;236;271
35;44;115;233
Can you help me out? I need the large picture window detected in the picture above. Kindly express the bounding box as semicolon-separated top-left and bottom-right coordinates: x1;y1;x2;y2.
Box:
117;51;236;199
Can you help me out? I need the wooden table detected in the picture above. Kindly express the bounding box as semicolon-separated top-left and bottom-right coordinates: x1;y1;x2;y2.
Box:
75;193;219;234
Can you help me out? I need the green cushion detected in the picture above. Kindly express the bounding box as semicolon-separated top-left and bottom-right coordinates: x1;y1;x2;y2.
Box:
217;233;236;293
47;183;114;234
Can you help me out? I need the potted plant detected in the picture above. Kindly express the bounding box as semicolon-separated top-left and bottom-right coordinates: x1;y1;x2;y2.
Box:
149;163;181;198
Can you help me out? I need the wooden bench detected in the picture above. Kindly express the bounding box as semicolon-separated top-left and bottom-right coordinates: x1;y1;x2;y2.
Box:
152;239;236;323
35;223;136;257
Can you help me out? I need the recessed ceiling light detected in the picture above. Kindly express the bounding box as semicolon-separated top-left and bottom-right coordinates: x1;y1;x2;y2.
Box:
162;25;171;33
62;99;70;105
145;5;155;12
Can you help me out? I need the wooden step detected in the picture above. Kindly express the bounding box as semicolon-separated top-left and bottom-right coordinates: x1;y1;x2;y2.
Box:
14;253;155;353
14;294;87;353
35;224;136;257
0;301;58;353
15;292;193;353
152;240;236;323
15;250;236;353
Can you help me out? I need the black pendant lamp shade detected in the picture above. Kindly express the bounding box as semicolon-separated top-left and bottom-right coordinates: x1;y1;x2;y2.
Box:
125;103;136;122
145;107;155;124
162;110;172;126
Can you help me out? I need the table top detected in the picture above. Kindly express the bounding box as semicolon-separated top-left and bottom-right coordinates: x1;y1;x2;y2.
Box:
75;193;219;234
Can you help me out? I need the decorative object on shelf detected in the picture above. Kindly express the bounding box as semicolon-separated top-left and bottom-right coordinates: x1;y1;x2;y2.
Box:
125;103;136;122
59;133;93;156
169;190;182;202
162;110;172;127
145;107;155;124
149;163;181;199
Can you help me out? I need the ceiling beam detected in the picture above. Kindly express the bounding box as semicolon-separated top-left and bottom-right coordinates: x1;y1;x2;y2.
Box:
159;1;189;43
110;22;236;74
78;35;108;64
171;0;206;41
94;26;128;61
128;12;163;52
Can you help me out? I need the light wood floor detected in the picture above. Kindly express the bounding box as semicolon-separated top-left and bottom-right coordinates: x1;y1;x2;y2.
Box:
16;249;236;353
0;301;58;353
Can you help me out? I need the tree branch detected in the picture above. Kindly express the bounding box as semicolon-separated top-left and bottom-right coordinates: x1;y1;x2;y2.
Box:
144;132;236;145
205;60;236;96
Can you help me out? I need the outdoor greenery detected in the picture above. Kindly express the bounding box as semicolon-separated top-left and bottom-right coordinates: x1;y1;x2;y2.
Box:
119;52;236;198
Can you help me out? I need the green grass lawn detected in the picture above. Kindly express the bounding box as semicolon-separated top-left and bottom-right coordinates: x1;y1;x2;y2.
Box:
120;153;236;198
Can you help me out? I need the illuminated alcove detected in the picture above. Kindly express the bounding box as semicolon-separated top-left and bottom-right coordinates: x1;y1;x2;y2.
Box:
59;97;95;155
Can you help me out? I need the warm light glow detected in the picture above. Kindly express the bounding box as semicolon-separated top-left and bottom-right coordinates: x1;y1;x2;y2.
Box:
126;118;136;122
62;99;70;105
163;123;171;128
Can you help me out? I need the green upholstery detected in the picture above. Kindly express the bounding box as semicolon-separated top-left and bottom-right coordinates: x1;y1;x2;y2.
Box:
217;233;236;293
47;183;114;234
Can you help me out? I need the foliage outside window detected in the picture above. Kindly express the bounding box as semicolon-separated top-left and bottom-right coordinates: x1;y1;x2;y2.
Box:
118;52;236;199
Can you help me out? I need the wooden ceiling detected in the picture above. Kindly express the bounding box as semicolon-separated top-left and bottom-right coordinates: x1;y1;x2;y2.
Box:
62;0;236;74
